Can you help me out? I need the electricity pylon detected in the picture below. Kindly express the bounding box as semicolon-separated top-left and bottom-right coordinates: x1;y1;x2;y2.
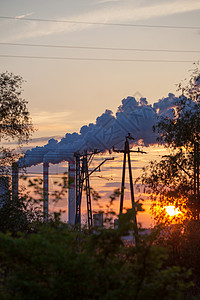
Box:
75;151;114;231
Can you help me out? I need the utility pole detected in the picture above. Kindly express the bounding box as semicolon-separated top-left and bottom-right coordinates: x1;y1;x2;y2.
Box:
194;141;200;219
113;133;146;246
74;151;114;231
113;133;146;215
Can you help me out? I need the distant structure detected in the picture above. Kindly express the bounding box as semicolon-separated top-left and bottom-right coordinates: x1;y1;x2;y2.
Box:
0;176;10;208
12;160;76;224
68;160;76;225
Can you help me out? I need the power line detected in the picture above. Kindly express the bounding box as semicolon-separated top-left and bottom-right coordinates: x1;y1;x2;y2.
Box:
0;15;199;30
1;42;199;53
0;54;195;63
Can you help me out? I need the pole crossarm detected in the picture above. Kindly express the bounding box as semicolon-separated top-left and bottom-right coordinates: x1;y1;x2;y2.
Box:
113;146;147;154
83;157;114;181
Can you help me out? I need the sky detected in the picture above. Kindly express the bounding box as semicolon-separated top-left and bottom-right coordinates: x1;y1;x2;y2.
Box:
1;0;200;226
0;0;200;142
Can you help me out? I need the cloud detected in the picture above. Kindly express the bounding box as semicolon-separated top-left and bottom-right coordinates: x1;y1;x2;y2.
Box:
2;135;61;146
29;136;62;144
32;110;71;124
16;12;34;19
153;93;178;114
94;0;122;4
104;182;121;189
19;92;180;167
103;164;140;171
3;0;200;41
30;110;90;137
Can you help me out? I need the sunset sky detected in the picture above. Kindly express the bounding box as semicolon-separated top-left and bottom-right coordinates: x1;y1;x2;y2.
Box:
1;0;200;226
1;0;200;142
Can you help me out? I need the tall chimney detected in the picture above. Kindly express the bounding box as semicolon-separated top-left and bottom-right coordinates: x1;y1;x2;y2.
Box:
43;162;49;221
12;162;18;200
68;160;76;224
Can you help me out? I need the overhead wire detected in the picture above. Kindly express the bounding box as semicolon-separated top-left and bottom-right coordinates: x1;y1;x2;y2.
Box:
0;54;195;63
0;19;198;63
0;42;199;53
0;15;199;30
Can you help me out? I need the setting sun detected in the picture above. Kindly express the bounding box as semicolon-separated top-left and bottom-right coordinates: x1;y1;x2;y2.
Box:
165;206;181;217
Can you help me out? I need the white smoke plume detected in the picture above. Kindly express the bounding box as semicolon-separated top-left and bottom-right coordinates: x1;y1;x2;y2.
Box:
19;93;179;167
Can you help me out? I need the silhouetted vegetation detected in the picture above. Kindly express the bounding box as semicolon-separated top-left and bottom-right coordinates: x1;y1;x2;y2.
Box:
0;209;195;300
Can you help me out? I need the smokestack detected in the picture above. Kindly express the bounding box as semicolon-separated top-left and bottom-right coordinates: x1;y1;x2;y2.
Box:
43;162;49;221
0;176;10;207
12;162;18;200
68;160;76;224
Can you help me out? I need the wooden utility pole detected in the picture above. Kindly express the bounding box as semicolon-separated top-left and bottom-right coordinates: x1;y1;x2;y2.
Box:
113;134;146;246
113;134;146;215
